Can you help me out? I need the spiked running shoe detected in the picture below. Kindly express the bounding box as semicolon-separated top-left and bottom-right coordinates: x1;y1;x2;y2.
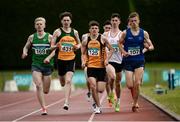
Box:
41;108;48;115
109;92;115;106
132;105;139;112
94;107;102;114
63;103;69;110
115;101;120;112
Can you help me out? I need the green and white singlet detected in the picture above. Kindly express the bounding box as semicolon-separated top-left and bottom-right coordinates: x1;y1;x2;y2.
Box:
31;33;53;67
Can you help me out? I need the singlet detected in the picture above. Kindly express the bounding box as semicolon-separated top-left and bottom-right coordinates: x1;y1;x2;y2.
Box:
32;32;53;67
123;28;145;61
108;31;123;64
86;34;105;68
56;28;77;61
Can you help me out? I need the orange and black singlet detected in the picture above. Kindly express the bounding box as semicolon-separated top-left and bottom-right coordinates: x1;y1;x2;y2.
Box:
56;28;77;60
86;34;106;68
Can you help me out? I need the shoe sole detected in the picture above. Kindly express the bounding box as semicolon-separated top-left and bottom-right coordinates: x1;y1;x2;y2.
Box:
132;106;139;112
41;113;48;115
63;106;69;110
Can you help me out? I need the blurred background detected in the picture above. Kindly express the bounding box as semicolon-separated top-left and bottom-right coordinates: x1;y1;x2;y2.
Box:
0;0;180;116
0;0;180;69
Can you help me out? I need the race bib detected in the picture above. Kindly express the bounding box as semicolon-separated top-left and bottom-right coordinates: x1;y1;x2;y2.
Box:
88;48;100;56
61;43;73;52
35;48;48;55
112;44;119;52
128;47;140;56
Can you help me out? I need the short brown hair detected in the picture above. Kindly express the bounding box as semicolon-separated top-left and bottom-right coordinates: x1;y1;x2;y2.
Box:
59;11;72;20
111;13;121;20
89;20;99;28
128;12;140;19
103;20;111;26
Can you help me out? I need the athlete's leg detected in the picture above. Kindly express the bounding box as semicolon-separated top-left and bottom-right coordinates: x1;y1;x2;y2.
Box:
42;75;51;94
115;72;122;100
97;81;106;93
88;77;100;106
114;71;122;112
32;71;45;109
84;67;91;101
106;64;116;92
133;67;144;108
64;71;74;105
125;71;134;101
106;64;116;105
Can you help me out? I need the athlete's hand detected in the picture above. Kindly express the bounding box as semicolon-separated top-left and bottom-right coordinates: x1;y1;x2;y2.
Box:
122;50;129;57
21;53;28;59
73;45;79;51
142;48;148;54
44;57;50;64
81;62;86;69
104;60;109;67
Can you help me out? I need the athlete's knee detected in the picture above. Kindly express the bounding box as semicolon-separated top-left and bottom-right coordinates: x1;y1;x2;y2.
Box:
134;81;141;86
127;84;133;89
36;85;43;91
66;79;71;85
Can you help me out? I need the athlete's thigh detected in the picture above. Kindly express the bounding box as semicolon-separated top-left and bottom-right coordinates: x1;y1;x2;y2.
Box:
32;71;43;86
65;71;74;83
134;67;144;84
88;77;97;87
125;70;134;87
97;81;106;92
106;64;116;79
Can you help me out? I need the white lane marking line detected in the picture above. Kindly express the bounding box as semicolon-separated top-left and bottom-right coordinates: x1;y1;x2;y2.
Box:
88;91;107;122
12;91;84;122
0;98;34;109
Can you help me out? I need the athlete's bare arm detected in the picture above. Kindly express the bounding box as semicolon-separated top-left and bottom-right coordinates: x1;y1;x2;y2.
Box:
44;34;55;64
81;34;88;68
119;30;129;57
21;35;33;59
101;35;114;66
144;31;154;51
50;29;61;51
74;29;81;50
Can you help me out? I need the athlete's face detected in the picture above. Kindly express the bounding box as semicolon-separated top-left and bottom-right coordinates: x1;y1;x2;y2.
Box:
35;20;45;32
129;16;140;28
103;24;111;32
61;16;72;28
89;26;99;36
111;17;120;28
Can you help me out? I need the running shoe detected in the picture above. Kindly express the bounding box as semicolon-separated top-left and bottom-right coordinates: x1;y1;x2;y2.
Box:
109;92;115;106
41;108;48;115
115;101;120;112
63;103;69;110
132;105;139;112
94;107;102;114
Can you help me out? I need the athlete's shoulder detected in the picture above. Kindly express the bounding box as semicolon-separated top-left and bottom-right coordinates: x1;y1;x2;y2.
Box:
73;28;79;34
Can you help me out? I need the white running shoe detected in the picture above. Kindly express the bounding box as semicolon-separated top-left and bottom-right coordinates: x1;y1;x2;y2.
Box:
94;107;102;114
41;108;48;115
63;103;69;110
